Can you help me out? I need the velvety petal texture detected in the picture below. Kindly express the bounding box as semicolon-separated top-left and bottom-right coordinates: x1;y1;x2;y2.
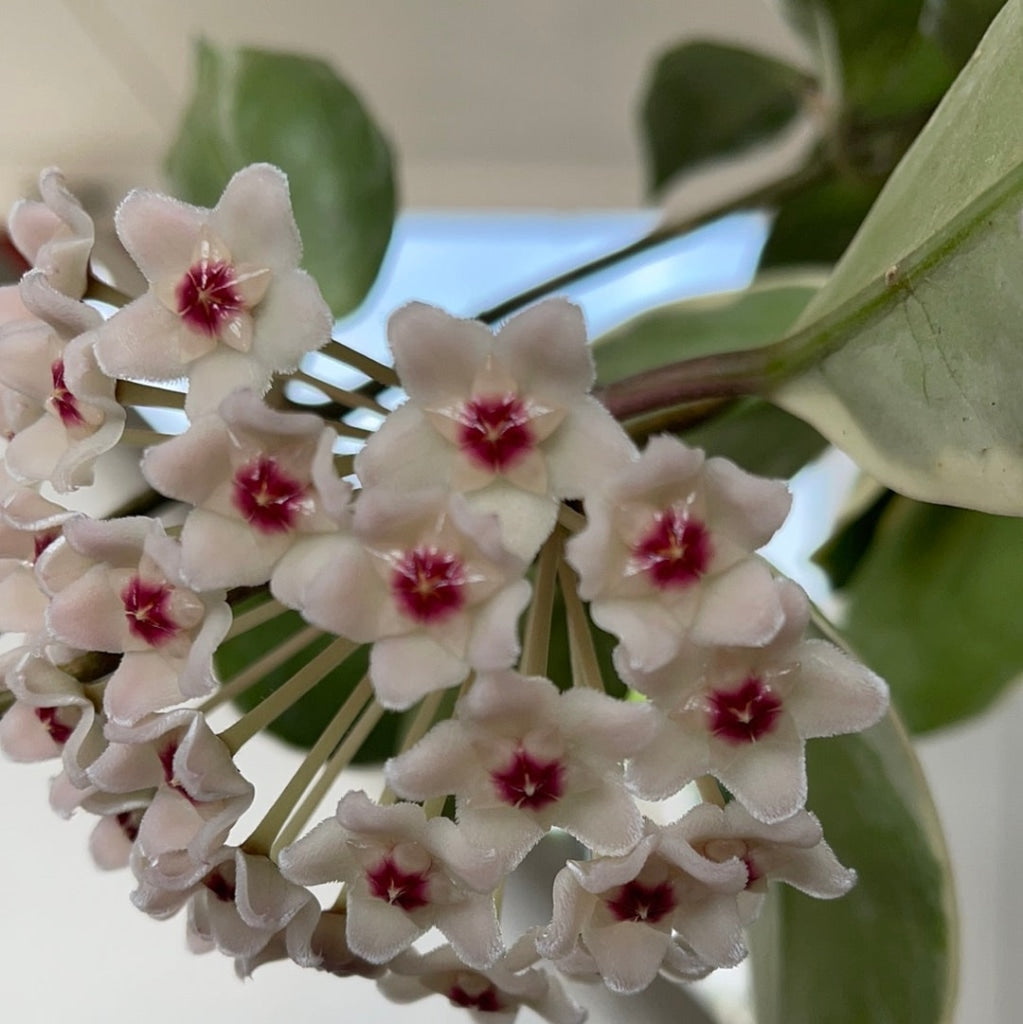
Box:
9;167;94;298
279;791;502;968
91;164;331;415
567;435;791;672
357;299;635;559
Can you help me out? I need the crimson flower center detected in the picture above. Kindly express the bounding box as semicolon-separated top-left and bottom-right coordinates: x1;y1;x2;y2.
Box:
449;983;502;1012
232;456;308;534
157;741;196;804
121;576;180;647
708;676;783;744
606;879;676;924
176;258;244;336
366;856;430;911
33;529;59;562
35;706;73;746
457;394;535;472
50;359;84;427
632;508;711;589
491;748;564;810
391;547;467;623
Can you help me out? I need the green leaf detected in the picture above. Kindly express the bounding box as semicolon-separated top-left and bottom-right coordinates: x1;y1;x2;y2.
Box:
680;399;827;479
165;41;397;319
832;496;1023;731
216;600;398;761
592;273;828;478
776;0;947;114
752;709;957;1024
760;174;884;268
924;0;1009;66
812;487;895;589
640;41;811;194
770;0;1023;514
593;271;826;384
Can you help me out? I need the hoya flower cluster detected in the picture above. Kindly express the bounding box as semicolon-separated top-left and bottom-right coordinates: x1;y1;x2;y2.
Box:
0;165;888;1022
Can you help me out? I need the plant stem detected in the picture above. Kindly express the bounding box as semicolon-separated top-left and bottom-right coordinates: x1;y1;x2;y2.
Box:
200;625;323;714
218;636;356;753
556;559;604;691
475;158;829;325
225;597;289;640
271;700;387;857
243;675;374;857
115;381;186;408
696;775;726;807
322;341;399;388
292;371;390;416
85;275;133;307
519;529;563;677
595;345;783;422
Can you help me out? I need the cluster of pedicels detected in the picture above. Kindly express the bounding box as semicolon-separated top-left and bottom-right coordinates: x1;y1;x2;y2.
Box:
0;164;888;1021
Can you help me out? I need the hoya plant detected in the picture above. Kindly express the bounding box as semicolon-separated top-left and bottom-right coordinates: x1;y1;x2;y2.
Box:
0;0;1017;1020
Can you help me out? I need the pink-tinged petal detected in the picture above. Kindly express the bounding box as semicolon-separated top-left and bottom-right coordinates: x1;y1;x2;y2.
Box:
465;578;530;670
591;598;683;673
87;737;163;793
585;919;671;994
465;479;559;561
90;294;198;381
88;811;141;870
691;558;785;648
184;347;270;416
103;654;191;727
672;889;748;968
115;189;205;282
543;397;637;498
754;838;856;899
370;633;468;709
278;818;354;885
385;720;477;800
46;562;132;651
497;299;594;400
4;417;68;485
703;456;791;551
662;939;715;981
0;284;30;321
436;893;504;970
788;639;888;737
180;599;231;699
334;789;428;839
559;688;658;757
537;868;595;960
569;834;661;896
0;702;64;760
626;716;710;800
711;714;806;824
388;302;490;406
556;778;644;856
355;403;456;491
233;851;315;932
141;416;233;505
347;898;424;964
179;507;293;589
288;537;386;639
456;805;548;870
0;566;48;632
208;164;302;273
9;169;94;298
246;268;332;369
